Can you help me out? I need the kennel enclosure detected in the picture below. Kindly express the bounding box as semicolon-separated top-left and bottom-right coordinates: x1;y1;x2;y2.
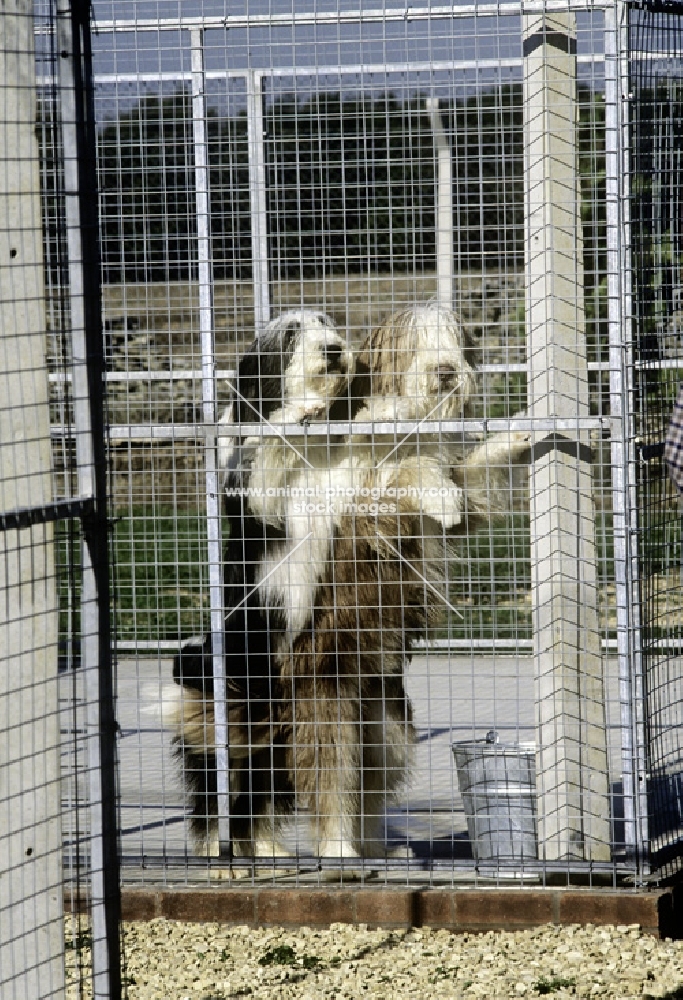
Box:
3;0;683;996
93;0;643;879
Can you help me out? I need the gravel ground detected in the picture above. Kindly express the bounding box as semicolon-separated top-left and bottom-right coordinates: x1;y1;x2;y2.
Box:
65;918;683;999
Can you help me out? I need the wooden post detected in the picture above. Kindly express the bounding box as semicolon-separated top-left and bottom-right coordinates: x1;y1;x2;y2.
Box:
0;3;65;995
523;12;611;861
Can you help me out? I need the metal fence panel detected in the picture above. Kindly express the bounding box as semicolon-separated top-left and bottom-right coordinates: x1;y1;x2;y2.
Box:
11;0;683;938
2;1;121;997
87;0;653;888
629;0;683;882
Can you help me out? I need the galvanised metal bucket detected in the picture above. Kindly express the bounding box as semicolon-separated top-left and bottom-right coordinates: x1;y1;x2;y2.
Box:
453;731;538;862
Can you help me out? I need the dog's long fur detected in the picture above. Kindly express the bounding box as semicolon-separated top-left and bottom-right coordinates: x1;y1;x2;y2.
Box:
173;309;354;696
269;305;532;857
166;304;532;858
166;310;359;855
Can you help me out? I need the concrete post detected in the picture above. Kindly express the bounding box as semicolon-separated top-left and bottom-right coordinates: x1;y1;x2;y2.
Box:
0;3;65;996
427;97;454;311
523;13;611;861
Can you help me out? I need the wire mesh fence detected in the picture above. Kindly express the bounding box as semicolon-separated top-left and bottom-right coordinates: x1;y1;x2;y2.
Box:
630;0;683;883
91;0;638;886
2;0;121;997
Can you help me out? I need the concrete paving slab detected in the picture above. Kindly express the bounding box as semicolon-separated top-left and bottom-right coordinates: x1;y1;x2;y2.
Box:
60;651;627;868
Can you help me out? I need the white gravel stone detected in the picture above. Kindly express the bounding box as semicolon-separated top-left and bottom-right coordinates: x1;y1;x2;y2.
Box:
64;917;683;999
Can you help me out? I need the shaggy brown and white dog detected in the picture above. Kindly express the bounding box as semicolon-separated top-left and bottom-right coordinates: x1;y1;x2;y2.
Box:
166;304;532;860
266;304;532;858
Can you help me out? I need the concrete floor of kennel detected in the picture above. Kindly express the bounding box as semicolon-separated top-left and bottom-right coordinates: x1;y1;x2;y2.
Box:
71;652;628;887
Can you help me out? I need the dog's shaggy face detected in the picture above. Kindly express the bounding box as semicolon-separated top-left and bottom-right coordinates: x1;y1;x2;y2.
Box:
356;303;475;422
276;310;352;422
218;309;352;471
225;309;351;427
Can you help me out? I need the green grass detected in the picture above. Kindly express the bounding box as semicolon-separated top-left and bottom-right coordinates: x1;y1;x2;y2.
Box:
534;976;576;995
447;512;532;640
112;506;217;642
57;505;621;648
56;507;215;648
56;520;83;658
258;944;322;970
446;511;616;641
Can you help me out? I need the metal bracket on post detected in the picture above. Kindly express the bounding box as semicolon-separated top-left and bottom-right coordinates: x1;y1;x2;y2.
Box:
190;28;230;858
247;70;270;334
426;97;453;312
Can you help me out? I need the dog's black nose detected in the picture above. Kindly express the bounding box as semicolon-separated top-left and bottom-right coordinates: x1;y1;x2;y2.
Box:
436;364;458;388
324;343;345;372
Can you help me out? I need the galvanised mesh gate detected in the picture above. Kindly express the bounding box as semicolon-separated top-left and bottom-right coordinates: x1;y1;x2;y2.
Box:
629;0;683;884
2;1;121;997
88;0;656;886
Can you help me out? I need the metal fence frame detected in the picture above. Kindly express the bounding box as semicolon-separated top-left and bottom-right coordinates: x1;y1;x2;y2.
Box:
14;5;683;997
82;0;654;883
2;0;121;996
56;1;121;992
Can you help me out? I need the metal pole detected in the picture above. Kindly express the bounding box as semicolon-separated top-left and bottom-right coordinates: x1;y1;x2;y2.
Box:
606;0;649;875
426;97;453;311
57;1;121;995
190;28;230;855
523;11;611;862
247;70;270;333
0;3;65;996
